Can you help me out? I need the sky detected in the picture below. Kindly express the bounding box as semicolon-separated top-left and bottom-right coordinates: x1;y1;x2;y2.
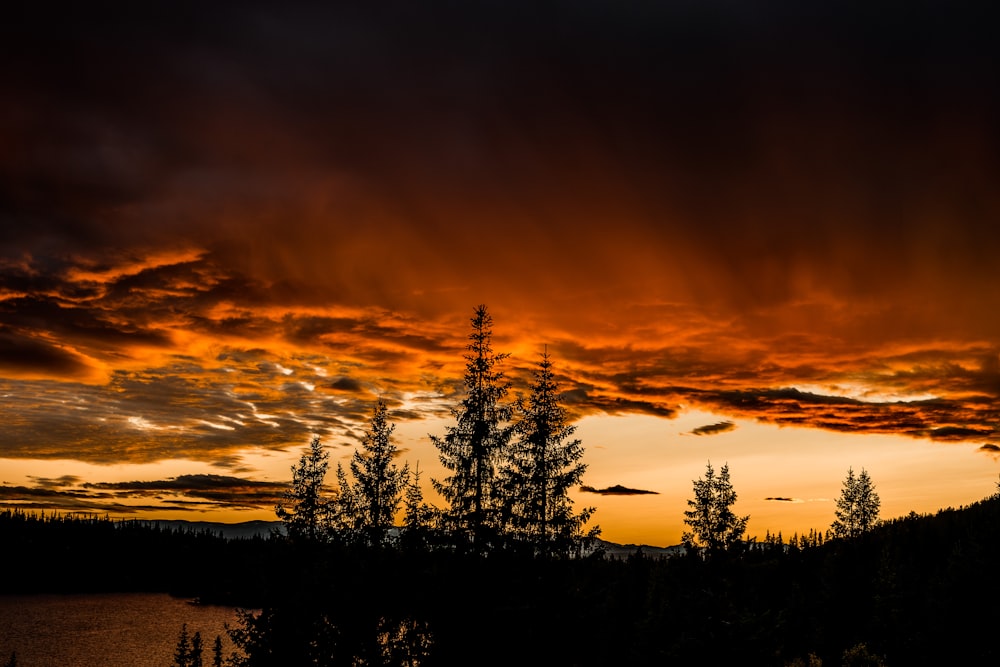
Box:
2;1;999;546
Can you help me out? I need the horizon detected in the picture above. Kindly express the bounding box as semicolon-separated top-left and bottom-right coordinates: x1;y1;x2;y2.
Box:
2;1;999;546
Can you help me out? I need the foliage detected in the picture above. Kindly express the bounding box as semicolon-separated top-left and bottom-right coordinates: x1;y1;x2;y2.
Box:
226;606;433;667
342;399;410;544
682;461;749;555
191;631;203;667
226;607;343;667
401;463;439;550
841;642;886;667
212;635;224;667
830;467;881;539
170;625;205;667
11;494;1000;664
15;302;1000;664
275;436;333;543
0;509;278;602
172;624;191;667
332;462;356;535
374;617;435;667
431;304;514;545
502;348;597;555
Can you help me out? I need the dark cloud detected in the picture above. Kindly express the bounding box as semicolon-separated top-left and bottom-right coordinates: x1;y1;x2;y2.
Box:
765;497;798;503
927;426;994;441
690;386;1000;445
0;484;188;514
329;377;365;393
0;327;94;377
84;474;283;492
27;475;82;489
0;485;78;499
3;1;996;281
589;396;678;419
0;370;319;463
1;295;172;351
1;0;1000;511
691;421;736;436
554;383;678;419
707;388;863;411
83;474;286;509
580;485;659;496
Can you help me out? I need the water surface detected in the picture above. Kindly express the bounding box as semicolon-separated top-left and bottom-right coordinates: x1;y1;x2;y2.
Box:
0;593;244;667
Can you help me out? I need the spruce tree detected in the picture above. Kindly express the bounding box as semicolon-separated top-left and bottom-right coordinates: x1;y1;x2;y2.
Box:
275;436;331;543
503;348;597;556
401;463;438;549
332;462;356;534
431;305;513;547
173;624;191;667
212;635;224;667
190;632;203;667
347;399;410;544
682;461;749;556
831;467;881;539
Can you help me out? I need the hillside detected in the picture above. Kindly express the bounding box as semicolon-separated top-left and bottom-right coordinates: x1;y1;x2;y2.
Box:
5;495;1000;665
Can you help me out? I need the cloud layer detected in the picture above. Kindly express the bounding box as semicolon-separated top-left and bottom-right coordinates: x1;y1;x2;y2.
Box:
0;474;285;514
581;485;660;497
2;1;1000;517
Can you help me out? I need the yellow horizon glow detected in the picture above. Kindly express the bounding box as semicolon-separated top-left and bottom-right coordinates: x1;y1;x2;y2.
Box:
3;409;996;547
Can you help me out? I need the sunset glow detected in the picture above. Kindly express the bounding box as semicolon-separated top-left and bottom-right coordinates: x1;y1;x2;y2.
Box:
2;1;999;546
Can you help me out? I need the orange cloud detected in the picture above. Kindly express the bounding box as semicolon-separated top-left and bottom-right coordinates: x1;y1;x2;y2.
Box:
2;0;1000;529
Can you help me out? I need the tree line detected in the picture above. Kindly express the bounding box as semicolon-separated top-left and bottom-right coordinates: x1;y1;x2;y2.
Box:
2;305;910;666
215;486;1000;666
274;304;883;561
9;490;1000;665
681;460;882;557
214;304;902;666
274;304;597;558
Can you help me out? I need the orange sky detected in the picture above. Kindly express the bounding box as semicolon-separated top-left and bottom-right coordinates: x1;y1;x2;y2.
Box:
1;1;999;545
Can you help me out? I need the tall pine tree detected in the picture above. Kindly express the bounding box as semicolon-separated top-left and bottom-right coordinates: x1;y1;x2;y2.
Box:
212;635;224;667
172;624;191;667
831;466;881;539
503;348;597;556
275;436;332;543
682;461;749;556
190;632;203;667
343;399;410;544
432;305;513;547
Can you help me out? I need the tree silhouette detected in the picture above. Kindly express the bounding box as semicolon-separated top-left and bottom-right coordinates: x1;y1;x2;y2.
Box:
190;631;203;667
401;463;438;549
343;399;410;545
831;467;881;539
212;635;224;667
842;642;887;666
275;436;332;543
377;617;435;666
682;461;749;555
172;624;191;667
432;305;513;547
502;348;597;555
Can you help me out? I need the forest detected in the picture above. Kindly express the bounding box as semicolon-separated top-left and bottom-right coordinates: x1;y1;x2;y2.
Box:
4;493;1000;665
3;306;999;665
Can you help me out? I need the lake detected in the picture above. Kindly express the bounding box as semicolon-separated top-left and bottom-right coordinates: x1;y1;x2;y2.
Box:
0;593;246;667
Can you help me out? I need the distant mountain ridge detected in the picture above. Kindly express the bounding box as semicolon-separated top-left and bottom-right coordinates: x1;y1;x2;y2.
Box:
137;519;281;540
139;519;684;555
594;539;685;559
